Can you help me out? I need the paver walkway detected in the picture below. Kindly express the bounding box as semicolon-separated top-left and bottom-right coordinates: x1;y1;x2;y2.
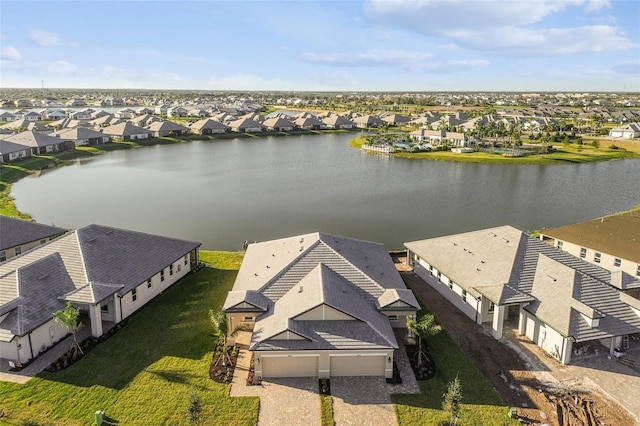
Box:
331;377;397;426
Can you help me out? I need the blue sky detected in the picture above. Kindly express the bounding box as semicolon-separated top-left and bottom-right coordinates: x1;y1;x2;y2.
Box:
1;0;639;91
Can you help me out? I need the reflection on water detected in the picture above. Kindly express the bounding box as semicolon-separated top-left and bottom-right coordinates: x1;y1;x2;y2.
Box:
11;133;640;250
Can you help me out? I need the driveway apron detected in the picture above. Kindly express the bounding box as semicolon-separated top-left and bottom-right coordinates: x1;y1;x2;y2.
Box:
331;377;398;426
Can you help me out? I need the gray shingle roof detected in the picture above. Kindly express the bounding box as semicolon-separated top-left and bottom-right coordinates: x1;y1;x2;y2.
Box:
0;215;66;251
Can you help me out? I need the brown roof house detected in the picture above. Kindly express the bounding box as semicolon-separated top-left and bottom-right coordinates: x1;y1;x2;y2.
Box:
223;232;419;379
405;225;640;365
146;120;190;137
262;117;295;132
539;211;640;278
189;118;231;135
2;131;72;154
0;139;32;163
101;122;152;141
54;127;111;146
0;224;200;366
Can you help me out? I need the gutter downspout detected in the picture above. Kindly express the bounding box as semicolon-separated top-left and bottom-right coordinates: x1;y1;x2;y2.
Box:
28;333;35;361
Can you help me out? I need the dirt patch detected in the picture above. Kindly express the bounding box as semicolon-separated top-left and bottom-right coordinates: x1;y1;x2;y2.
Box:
402;271;634;426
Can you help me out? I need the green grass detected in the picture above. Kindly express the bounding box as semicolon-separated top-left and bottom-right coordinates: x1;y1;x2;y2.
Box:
0;250;259;426
320;395;334;426
393;316;519;426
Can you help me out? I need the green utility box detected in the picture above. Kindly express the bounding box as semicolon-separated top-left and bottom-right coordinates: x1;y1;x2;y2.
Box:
95;410;104;425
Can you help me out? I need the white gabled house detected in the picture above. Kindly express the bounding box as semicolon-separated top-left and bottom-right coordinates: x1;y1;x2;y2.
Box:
0;224;201;366
609;122;640;139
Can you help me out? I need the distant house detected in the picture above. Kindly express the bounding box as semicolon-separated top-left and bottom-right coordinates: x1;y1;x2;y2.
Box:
405;226;640;365
14;100;33;108
223;232;419;379
410;128;468;147
89;114;122;128
167;107;188;118
23;111;42;122
382;114;411;126
116;108;137;119
54;127;111;146
228;118;266;133
65;98;87;107
0;140;32;163
101;122;152;141
322;115;355;129
0;216;66;262
0;224;201;365
0;112;17;122
2;131;72;154
353;115;386;128
0;119;53;134
44;110;68;121
145;120;190;137
262;117;295;132
539;211;640;278
609;123;640;139
293;116;324;130
189;118;231;135
129;114;163;128
68;110;92;120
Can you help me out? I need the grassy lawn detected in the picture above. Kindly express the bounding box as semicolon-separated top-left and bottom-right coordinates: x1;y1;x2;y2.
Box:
320;395;334;426
0;251;258;426
393;316;519;426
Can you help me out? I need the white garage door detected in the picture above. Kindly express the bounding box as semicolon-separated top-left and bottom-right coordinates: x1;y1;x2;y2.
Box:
330;354;386;377
262;355;318;378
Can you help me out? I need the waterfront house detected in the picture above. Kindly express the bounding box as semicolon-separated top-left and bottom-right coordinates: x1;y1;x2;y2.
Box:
0;216;66;262
223;232;419;379
129;114;162;128
0;224;200;366
44;110;68;121
382;114;412;126
116;108;137;119
353;114;386;128
54;127;111;146
146;120;190;137
262;117;295;132
539;211;640;278
229;118;266;133
0;140;32;163
2;131;72;154
189;118;231;135
23;111;42;122
101;122;152;141
609;123;640;139
293;116;324;130
322;115;355;129
409;128;469;147
405;225;640;364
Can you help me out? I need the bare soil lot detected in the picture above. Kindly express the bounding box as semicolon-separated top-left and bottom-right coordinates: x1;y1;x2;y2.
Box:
401;270;634;426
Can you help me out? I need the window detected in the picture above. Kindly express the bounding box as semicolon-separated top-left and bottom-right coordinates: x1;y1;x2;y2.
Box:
147;278;152;288
637;265;640;277
0;251;5;262
580;247;587;259
388;315;398;321
40;239;47;244
177;264;181;272
557;240;563;250
488;301;495;313
161;270;165;282
132;288;137;302
15;247;21;256
243;316;254;322
169;264;174;276
184;255;188;266
462;289;467;302
594;252;601;264
101;305;109;313
614;258;622;268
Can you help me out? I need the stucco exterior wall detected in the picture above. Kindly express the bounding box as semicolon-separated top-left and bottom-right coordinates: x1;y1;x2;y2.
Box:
1;234;62;261
4;318;69;363
522;311;571;364
547;237;639;277
120;254;191;320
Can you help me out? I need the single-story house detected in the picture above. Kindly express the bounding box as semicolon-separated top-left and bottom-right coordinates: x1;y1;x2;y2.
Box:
322;115;355;129
129;114;163;128
189;118;231;135
353;115;386;128
54;127;111;146
23;111;42;122
223;232;420;379
405;226;640;365
101;122;152;141
0;140;32;163
382;114;412;126
293;116;324;130
539;211;640;278
0;224;201;366
0;216;67;262
409;128;469;147
262;117;295;132
116;108;137;119
145;120;190;137
2;131;73;154
229;118;266;133
609;123;640;139
0;112;17;122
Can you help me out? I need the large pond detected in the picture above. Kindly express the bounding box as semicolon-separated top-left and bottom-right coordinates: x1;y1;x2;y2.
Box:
11;132;640;250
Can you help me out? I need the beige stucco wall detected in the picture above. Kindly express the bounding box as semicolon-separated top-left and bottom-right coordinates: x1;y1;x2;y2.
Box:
1;234;63;261
523;311;572;364
547;237;639;277
4;318;69;364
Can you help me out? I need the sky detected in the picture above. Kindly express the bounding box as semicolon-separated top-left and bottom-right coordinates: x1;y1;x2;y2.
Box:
0;0;639;92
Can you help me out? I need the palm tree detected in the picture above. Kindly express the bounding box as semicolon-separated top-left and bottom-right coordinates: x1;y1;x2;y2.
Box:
406;313;436;367
53;301;84;357
209;309;249;367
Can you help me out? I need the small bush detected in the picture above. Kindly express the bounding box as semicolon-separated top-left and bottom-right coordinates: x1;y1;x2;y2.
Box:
609;144;619;150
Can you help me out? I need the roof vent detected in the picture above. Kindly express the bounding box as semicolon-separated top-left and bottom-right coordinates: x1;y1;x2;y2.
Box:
547;275;557;282
254;273;258;276
298;286;303;293
300;237;304;243
266;265;270;269
300;246;304;252
37;273;49;280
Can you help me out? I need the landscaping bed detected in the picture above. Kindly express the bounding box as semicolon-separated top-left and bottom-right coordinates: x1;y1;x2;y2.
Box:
405;344;436;381
208;342;239;384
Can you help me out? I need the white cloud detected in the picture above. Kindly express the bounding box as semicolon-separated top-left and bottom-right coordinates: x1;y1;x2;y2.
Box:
301;49;432;67
28;29;63;46
362;0;634;56
1;46;21;61
46;60;80;74
585;0;610;12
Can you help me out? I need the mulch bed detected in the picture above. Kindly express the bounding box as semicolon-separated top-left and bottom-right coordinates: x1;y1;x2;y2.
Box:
246;354;261;386
209;343;239;383
405;344;436;381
